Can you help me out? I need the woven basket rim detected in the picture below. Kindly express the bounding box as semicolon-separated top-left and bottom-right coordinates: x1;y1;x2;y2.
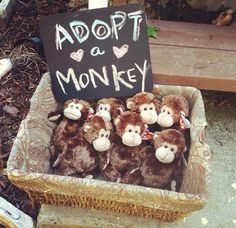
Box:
8;167;208;212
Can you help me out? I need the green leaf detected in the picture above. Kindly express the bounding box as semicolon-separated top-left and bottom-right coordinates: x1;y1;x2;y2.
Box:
147;26;158;39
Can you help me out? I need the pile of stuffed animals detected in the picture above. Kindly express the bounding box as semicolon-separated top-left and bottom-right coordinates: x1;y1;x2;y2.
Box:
48;92;191;192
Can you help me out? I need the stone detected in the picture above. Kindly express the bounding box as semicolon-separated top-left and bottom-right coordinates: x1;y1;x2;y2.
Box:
37;204;160;227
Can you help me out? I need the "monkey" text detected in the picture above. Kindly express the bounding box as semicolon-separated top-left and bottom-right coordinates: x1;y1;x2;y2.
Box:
56;59;148;94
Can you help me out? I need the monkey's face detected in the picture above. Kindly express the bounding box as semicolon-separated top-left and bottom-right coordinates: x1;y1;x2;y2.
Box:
122;124;142;147
155;143;178;163
139;103;158;125
157;105;174;127
63;102;83;120
96;104;111;122
93;129;111;152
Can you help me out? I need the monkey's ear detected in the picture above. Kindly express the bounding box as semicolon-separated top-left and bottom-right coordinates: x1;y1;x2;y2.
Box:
84;124;91;132
114;117;120;126
126;99;135;110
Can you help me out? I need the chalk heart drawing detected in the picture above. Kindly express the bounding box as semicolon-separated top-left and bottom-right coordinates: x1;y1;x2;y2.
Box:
113;44;129;59
70;49;84;62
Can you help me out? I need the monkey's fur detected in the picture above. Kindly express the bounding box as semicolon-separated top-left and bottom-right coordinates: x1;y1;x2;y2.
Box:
96;98;125;122
157;95;190;129
54;115;113;176
126;92;161;132
49;99;91;165
123;129;186;191
99;111;152;183
126;92;161;113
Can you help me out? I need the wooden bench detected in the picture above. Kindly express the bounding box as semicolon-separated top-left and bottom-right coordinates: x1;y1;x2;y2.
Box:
148;20;236;92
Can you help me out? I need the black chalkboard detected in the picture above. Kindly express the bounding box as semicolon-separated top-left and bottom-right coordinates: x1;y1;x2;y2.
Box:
40;4;153;102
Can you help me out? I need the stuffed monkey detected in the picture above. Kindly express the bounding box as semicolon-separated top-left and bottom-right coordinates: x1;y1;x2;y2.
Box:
48;99;93;165
157;95;191;130
126;92;161;126
54;115;113;177
99;111;153;183
139;129;187;191
95;98;125;123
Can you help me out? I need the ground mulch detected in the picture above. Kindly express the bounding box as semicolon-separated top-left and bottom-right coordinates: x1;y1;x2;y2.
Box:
0;0;236;220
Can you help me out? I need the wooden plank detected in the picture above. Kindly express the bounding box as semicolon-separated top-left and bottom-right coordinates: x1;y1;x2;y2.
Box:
112;0;127;6
150;45;236;92
148;20;236;51
148;20;236;92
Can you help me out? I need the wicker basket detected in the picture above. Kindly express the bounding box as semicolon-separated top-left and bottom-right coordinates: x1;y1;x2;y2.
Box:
7;73;210;222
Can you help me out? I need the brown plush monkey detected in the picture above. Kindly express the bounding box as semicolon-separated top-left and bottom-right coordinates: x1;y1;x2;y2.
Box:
157;95;190;130
95;98;125;122
99;111;152;183
49;99;92;165
83;115;113;152
126;92;161;126
139;129;187;191
54;115;113;177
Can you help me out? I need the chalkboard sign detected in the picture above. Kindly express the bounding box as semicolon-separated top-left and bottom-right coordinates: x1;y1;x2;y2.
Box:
40;4;153;102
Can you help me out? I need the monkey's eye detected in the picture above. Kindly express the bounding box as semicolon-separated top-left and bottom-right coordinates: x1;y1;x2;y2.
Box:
164;145;168;148
144;107;147;111
128;129;132;133
170;148;174;152
150;107;153;110
167;111;170;115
